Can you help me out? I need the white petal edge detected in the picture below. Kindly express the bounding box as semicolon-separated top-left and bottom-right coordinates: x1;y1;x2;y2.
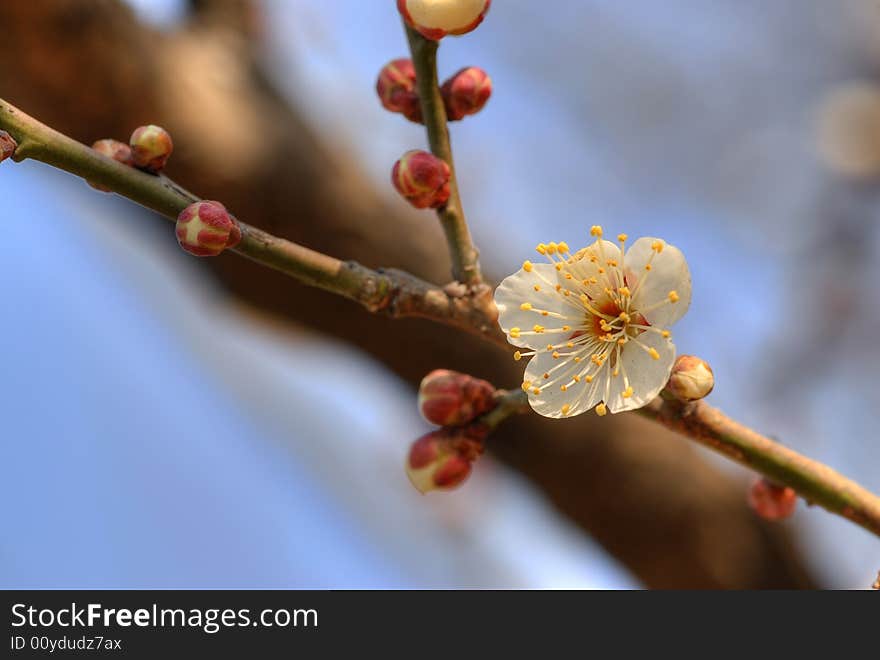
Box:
625;237;692;328
494;262;583;350
524;350;603;419
604;332;676;414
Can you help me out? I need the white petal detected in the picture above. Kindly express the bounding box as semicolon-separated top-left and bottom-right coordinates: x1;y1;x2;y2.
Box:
523;350;603;419
560;240;623;300
494;262;583;350
625;237;692;328
604;332;676;414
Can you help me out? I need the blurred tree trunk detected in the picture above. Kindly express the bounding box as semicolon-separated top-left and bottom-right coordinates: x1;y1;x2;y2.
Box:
0;0;814;588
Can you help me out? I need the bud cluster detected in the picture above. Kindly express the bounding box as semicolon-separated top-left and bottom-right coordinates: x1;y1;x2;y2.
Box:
406;370;498;493
376;60;492;125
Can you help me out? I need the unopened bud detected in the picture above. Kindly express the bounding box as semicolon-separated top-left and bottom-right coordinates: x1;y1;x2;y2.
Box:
176;201;241;257
441;67;492;120
398;0;491;40
747;478;797;521
130;124;173;173
88;139;135;191
419;369;496;426
392;150;451;209
406;427;485;494
665;355;714;402
0;130;17;164
377;58;423;123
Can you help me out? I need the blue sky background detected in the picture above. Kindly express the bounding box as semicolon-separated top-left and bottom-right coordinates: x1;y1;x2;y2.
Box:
1;0;878;588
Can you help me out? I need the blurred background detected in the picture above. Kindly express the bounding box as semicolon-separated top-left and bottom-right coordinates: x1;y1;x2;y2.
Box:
1;0;879;589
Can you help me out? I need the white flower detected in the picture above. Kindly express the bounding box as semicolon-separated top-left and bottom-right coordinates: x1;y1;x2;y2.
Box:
494;226;691;418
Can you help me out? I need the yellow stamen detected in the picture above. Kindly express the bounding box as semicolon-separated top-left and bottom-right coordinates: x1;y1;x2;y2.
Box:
533;325;545;333
523;260;534;272
552;351;560;359
510;327;521;339
661;330;671;338
622;386;634;398
558;242;570;253
590;225;603;237
520;302;533;311
536;243;547;255
534;285;541;292
618;286;631;297
668;290;679;303
595;403;607;416
648;348;660;360
617;233;628;243
561;404;571;415
652;240;664;253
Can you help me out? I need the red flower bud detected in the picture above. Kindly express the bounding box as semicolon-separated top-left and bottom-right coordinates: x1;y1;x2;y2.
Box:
441;67;492;121
406;427;486;494
376;58;423;123
398;0;491;40
0;130;17;164
418;369;496;426
747;478;797;521
130;124;173;173
176;201;242;257
88;139;135;192
392;150;451;209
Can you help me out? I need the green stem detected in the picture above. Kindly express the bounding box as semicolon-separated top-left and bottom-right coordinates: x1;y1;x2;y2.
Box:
405;25;482;286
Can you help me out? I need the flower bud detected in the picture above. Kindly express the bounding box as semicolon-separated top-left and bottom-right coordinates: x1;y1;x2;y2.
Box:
376;58;423;123
419;369;496;426
441;67;492;120
665;355;714;402
0;130;17;164
176;200;242;257
130;124;173;173
392;150;451;209
88;139;135;191
747;478;797;521
406;427;485;494
398;0;491;40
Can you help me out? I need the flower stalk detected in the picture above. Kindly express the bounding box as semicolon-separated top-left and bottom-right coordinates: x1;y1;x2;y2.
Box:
405;25;482;286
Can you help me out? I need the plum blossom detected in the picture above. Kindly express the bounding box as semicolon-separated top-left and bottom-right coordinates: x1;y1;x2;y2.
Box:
494;226;691;418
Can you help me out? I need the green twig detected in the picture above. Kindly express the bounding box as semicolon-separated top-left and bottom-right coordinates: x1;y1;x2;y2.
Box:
405;25;482;286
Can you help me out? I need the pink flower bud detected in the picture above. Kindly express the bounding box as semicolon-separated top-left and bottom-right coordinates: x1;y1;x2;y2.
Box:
88;139;135;191
406;427;486;494
376;58;423;123
398;0;491;40
392;150;451;209
130;124;173;173
0;130;17;164
665;355;715;402
441;67;492;121
418;369;496;426
176;201;242;257
747;478;797;521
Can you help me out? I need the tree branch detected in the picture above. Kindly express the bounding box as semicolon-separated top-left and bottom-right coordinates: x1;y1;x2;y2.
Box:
4;96;880;540
484;388;880;538
0;97;502;345
405;25;482;286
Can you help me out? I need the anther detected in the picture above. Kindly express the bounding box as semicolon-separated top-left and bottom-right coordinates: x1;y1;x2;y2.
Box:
514;351;522;361
668;290;679;303
523;260;534;272
590;226;603;237
520;302;533;311
622;386;634;398
595;402;607;416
